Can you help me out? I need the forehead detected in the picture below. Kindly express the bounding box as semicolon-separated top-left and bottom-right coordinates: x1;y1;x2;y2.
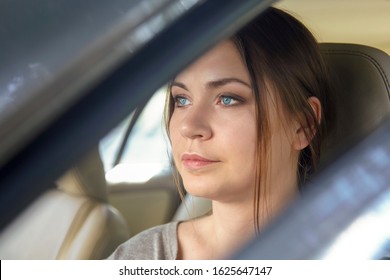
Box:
175;40;250;83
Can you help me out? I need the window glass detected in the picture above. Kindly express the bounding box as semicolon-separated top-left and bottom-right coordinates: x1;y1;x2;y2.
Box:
100;87;171;184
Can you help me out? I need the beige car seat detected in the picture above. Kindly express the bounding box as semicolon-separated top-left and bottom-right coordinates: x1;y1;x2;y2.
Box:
0;148;129;259
173;43;390;221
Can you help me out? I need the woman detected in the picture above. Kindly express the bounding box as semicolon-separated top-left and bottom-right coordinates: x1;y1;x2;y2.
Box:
109;7;334;260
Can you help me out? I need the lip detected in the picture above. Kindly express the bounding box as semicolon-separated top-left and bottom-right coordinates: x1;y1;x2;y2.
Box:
181;153;219;169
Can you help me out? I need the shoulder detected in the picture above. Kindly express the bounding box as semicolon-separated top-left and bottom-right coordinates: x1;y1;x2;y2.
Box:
107;221;179;260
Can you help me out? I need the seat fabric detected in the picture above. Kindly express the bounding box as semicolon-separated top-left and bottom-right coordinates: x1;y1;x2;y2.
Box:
0;148;129;259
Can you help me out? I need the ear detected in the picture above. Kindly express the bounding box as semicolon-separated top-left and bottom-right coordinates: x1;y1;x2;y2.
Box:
292;97;322;151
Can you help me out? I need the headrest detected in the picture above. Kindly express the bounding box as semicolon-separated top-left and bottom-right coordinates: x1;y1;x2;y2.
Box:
56;147;108;202
319;43;390;165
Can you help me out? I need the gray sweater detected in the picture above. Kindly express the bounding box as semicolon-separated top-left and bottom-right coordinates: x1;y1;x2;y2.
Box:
108;220;390;260
108;221;179;260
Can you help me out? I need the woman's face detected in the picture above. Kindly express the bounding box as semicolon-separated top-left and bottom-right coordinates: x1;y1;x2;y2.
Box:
169;41;257;203
169;41;298;204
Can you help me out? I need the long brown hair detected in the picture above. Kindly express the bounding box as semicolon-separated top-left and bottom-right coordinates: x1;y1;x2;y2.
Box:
164;7;335;233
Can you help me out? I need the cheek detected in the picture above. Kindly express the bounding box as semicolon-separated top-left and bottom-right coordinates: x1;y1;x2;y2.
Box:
222;116;257;164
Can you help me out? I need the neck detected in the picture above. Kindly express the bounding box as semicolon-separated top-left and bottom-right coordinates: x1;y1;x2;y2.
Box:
179;175;299;259
205;200;256;258
204;182;298;258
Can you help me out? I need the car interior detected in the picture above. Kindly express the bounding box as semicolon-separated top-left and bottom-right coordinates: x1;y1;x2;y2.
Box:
0;0;389;260
0;147;129;259
1;42;388;260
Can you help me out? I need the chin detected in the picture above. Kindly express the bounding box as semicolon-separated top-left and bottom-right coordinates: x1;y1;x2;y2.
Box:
182;178;221;200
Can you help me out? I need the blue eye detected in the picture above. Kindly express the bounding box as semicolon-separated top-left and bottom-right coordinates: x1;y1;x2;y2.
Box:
174;96;190;107
221;96;233;105
220;95;239;106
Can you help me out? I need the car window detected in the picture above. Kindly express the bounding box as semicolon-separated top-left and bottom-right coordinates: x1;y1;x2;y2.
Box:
100;87;171;184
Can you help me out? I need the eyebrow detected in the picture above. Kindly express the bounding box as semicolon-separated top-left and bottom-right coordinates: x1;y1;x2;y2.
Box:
171;77;252;91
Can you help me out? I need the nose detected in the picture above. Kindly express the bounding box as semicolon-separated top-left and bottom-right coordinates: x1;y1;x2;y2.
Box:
179;105;212;140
